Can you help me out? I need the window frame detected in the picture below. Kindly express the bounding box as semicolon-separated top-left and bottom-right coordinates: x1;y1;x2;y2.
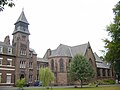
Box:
0;46;3;53
6;73;11;84
59;58;64;72
0;58;3;65
8;47;12;55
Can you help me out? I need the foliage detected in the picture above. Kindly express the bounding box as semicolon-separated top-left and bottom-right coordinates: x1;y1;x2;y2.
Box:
103;1;120;81
96;79;115;85
0;0;15;11
69;54;95;88
39;67;54;87
16;78;25;90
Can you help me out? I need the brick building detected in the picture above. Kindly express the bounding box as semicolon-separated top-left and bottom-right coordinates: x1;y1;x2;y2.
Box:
44;43;115;85
0;11;38;86
0;11;115;86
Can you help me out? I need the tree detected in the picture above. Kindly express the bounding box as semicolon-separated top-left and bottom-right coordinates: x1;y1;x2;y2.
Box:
16;78;25;90
103;1;120;82
69;54;94;88
0;0;15;11
39;67;54;89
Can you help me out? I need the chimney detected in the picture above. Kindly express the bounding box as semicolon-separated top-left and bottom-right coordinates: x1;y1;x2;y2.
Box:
4;35;10;45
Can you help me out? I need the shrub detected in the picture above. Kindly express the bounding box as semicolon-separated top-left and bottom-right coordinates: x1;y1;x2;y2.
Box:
97;79;115;85
16;78;25;90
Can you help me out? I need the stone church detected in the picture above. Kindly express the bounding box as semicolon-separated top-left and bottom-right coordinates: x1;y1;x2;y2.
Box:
0;11;115;86
44;43;115;85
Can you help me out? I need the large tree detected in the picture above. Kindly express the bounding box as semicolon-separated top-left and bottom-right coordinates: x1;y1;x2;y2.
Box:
39;67;54;89
0;0;15;11
103;1;120;82
69;54;94;88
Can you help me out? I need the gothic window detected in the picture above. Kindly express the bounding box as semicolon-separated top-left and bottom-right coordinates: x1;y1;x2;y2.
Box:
103;69;106;76
59;58;64;72
20;49;26;55
0;46;3;53
20;61;26;68
8;47;12;55
97;68;100;77
108;69;110;76
51;59;54;71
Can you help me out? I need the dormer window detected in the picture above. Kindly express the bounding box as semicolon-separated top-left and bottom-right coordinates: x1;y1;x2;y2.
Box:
8;47;12;55
0;46;3;53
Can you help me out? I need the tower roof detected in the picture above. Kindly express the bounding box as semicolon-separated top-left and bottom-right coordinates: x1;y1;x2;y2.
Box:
15;10;29;25
12;10;30;35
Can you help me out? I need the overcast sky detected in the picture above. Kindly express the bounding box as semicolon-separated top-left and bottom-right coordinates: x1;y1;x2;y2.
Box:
0;0;119;57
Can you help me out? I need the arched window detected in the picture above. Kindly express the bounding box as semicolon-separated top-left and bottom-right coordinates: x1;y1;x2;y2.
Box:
59;58;64;72
89;58;92;65
51;59;54;71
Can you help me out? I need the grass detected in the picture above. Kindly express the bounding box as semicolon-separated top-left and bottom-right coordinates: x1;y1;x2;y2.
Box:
26;86;120;90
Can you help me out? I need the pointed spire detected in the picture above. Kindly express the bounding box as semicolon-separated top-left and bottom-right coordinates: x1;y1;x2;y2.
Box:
12;10;30;35
15;10;29;25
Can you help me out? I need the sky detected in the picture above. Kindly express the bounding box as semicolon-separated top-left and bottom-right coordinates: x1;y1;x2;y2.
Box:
0;0;119;57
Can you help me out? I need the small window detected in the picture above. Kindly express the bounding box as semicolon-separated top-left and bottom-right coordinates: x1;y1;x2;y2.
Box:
0;46;3;53
0;73;2;83
7;58;12;66
0;58;3;65
89;58;92;65
29;62;33;69
6;73;11;84
22;35;26;41
8;47;12;55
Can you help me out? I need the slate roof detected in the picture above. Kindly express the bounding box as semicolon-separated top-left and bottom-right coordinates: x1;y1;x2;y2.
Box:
94;52;110;69
37;57;48;63
49;43;89;57
0;41;13;47
13;11;30;35
29;48;37;55
15;11;29;25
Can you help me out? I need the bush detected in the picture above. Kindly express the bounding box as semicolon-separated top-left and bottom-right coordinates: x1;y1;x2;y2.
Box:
103;79;115;84
16;78;25;90
97;79;115;85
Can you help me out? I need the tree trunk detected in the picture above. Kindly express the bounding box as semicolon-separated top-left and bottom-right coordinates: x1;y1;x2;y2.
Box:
80;79;82;88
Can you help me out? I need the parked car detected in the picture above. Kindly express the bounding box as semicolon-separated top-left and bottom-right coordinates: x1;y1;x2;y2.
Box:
34;81;42;86
24;83;30;87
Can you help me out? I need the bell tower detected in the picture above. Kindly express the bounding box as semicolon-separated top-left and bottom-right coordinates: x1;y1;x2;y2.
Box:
12;10;30;83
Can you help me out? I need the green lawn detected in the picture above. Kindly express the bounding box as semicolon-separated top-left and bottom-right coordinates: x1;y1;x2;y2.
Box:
26;86;120;90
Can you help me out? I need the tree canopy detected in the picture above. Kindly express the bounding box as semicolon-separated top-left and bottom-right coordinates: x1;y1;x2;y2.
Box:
0;0;15;11
39;67;54;87
69;54;94;88
103;1;120;81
